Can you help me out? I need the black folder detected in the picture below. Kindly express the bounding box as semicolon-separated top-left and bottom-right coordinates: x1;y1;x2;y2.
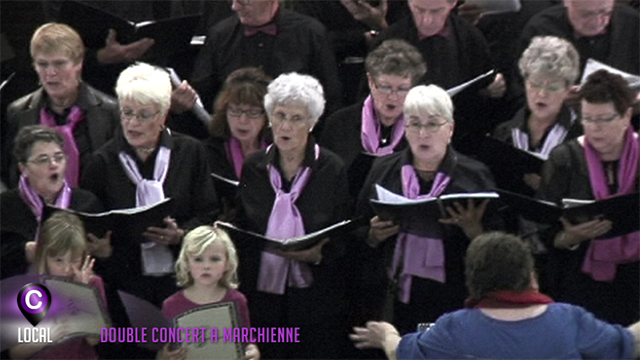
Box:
59;0;199;60
497;190;640;239
478;136;546;195
347;152;377;198
43;198;174;241
216;218;367;252
211;173;239;197
370;185;499;237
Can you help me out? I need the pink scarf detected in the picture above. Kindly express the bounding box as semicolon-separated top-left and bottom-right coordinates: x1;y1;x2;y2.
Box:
257;145;320;295
118;147;171;207
391;165;450;304
582;127;639;281
39;106;84;187
225;137;267;179
18;174;72;241
361;95;405;156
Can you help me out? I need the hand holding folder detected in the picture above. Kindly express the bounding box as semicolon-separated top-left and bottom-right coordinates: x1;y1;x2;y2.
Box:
59;1;199;61
370;185;499;237
497;190;640;239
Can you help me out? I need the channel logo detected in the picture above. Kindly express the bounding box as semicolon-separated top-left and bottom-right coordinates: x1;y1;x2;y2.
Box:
17;283;51;327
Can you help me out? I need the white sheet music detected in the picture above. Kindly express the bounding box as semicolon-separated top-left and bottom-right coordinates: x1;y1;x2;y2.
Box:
580;59;640;90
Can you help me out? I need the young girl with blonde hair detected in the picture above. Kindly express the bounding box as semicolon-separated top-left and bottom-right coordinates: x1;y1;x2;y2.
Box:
159;225;259;360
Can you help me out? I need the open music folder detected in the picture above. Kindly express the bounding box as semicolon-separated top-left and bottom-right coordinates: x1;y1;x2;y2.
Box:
43;198;174;241
216;218;367;252
370;185;499;237
497;190;640;239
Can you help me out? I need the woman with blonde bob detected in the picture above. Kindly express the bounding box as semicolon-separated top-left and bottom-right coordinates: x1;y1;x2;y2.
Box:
160;225;259;360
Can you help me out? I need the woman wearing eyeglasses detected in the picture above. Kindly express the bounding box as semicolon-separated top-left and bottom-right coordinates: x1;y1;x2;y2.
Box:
1;126;105;280
537;69;639;326
492;36;583;196
354;85;503;335
80;63;218;308
4;23;119;189
320;39;426;199
204;68;272;220
235;73;350;359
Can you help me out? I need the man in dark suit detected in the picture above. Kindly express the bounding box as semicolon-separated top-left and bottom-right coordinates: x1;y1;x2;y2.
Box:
177;0;342;133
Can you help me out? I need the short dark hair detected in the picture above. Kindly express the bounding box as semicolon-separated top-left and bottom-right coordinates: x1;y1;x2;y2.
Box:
210;67;272;139
465;232;534;300
365;39;427;86
579;69;636;116
13;125;64;164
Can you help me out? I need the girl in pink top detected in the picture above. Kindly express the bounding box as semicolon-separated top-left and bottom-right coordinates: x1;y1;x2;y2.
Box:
159;225;259;360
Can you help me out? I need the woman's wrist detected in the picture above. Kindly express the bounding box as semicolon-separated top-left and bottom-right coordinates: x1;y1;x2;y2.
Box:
555;231;580;250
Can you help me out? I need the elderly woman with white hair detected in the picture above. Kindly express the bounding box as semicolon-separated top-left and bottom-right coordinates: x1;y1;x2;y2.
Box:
80;63;219;307
354;84;503;334
235;73;350;359
492;36;583;196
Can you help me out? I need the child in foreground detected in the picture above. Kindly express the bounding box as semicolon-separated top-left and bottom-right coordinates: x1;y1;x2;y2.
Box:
159;225;259;360
11;211;105;359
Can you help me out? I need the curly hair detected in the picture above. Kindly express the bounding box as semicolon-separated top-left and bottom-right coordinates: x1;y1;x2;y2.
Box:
519;36;580;86
175;225;239;289
366;39;427;86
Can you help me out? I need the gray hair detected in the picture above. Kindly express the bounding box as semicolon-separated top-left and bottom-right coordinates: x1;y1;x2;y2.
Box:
115;62;172;114
366;39;427;85
264;72;325;126
403;85;454;122
519;36;580;86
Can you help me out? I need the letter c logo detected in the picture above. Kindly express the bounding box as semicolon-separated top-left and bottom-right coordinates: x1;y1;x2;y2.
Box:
25;290;43;310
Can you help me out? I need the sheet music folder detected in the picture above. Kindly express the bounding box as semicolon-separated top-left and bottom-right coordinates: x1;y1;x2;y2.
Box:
216;218;367;252
59;1;199;59
370;185;499;237
43;198;174;240
478;136;545;195
497;190;640;239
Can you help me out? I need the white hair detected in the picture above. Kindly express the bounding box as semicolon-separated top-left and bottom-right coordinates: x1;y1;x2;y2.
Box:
115;62;172;114
264;72;325;125
403;85;454;122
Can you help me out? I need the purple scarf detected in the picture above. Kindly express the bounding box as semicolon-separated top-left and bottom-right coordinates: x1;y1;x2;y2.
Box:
225;137;267;179
39;106;85;187
581;127;639;281
361;95;405;156
257;145;320;295
391;165;451;304
18;174;72;241
118;147;171;207
511;122;568;160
